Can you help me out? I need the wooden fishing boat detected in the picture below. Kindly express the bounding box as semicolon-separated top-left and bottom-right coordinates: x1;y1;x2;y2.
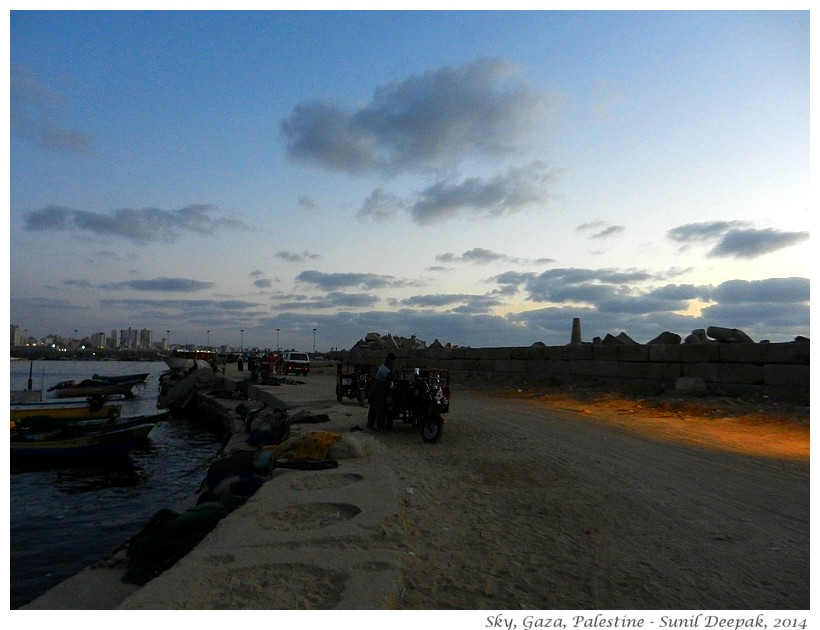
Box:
10;423;156;459
47;379;137;399
11;410;169;434
11;396;126;423
91;372;150;384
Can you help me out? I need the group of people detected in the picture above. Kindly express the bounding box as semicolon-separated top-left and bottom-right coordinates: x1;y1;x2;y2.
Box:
367;352;396;432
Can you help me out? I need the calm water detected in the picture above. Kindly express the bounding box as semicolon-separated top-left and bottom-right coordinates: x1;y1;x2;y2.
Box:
9;359;226;609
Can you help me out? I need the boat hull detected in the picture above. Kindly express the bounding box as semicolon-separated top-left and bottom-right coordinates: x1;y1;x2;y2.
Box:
11;399;125;422
10;423;155;459
50;383;136;399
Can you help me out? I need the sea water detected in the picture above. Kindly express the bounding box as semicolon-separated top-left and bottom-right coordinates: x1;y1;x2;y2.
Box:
9;359;225;609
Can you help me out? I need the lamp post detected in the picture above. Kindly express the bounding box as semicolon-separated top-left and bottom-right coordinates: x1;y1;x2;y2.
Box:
167;331;170;349
313;328;317;354
240;329;244;352
207;330;210;349
276;329;280;352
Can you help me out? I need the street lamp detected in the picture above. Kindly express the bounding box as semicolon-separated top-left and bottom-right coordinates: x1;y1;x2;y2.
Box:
207;330;210;349
240;329;244;352
276;329;280;352
166;331;170;349
313;328;317;354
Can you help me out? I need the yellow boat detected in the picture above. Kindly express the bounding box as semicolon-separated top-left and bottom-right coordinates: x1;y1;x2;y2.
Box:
11;397;125;423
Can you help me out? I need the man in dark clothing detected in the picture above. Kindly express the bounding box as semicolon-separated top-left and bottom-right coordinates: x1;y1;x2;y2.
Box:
368;353;396;431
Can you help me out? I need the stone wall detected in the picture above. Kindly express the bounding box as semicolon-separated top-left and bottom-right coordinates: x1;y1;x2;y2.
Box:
349;341;810;402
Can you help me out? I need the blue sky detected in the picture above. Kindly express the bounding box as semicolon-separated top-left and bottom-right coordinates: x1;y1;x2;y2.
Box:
8;9;810;352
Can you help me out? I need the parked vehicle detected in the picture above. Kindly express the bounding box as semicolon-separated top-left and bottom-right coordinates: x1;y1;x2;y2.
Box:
387;367;450;443
280;351;310;375
336;362;372;406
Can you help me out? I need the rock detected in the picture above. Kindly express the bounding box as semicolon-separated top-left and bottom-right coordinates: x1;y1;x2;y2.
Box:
616;332;638;344
684;329;710;344
648;331;682;345
707;326;754;343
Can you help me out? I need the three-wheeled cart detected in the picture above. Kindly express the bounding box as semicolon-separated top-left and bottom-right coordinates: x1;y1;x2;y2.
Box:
335;362;372;406
386;367;450;443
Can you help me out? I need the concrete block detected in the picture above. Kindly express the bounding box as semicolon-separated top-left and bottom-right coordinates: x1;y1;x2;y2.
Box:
763;364;810;388
648;343;720;363
570;360;619;377
683;362;764;384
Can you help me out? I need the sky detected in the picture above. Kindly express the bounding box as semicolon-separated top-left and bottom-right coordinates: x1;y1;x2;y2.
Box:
7;8;811;353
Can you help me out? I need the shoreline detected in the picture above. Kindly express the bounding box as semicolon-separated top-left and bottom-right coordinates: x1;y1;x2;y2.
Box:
18;364;810;610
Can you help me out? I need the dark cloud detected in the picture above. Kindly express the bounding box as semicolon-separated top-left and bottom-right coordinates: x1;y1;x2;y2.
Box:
254;279;273;288
436;247;554;265
296;270;400;291
23;204;248;243
577;220;625;239
410;162;559;224
280;58;553;174
667;221;807;259
707;277;809;304
708;228;810;259
356;188;403;222
667;221;750;243
275;250;321;262
101;277;213;292
11;65;93;153
274;292;380;310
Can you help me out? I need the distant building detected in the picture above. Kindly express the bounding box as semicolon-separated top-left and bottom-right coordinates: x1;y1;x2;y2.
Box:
11;324;21;347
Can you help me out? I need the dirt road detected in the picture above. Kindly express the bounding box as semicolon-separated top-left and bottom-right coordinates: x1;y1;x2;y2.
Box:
271;367;810;609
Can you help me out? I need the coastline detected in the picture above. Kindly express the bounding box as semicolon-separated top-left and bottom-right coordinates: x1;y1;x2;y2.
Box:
18;362;810;611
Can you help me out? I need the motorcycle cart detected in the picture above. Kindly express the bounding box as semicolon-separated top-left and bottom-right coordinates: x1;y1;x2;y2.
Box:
387;367;450;443
336;362;372;406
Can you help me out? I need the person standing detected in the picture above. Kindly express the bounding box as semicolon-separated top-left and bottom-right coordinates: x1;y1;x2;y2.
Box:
368;352;396;431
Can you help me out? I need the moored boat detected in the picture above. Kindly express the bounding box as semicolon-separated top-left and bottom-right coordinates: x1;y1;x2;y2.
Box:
10;423;156;459
162;349;216;371
47;379;137;399
11;396;126;423
11;409;169;434
91;372;150;385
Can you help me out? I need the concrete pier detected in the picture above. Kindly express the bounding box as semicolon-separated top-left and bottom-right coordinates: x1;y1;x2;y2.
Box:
22;364;402;610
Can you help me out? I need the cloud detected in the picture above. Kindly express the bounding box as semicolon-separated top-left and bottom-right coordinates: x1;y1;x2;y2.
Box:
409;161;559;224
274;292;380;310
296;270;402;291
436;247;554;265
667;221;807;259
577;220;625;239
280;58;553;174
92;277;211;292
707;277;809;304
254;279;273;289
23;204;248;243
298;196;318;211
10;65;93;153
356;188;403;222
275;250;321;262
667;221;750;243
708;228;810;259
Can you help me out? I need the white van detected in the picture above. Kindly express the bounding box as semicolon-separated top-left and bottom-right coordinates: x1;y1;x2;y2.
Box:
281;351;310;375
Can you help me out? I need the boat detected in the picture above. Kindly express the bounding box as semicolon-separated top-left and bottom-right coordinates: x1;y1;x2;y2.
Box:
91;372;150;385
10;423;156;459
11;396;126;423
47;379;138;399
11;410;169;434
161;349;216;371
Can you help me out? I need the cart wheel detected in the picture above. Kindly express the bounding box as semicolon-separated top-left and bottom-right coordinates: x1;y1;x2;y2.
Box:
421;418;443;443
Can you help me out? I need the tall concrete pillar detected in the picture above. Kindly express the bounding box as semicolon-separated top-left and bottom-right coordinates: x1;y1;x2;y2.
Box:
570;318;582;344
